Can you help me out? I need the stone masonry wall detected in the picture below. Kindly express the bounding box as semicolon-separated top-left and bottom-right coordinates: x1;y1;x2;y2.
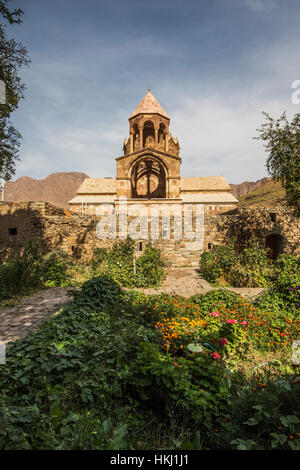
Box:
0;202;299;267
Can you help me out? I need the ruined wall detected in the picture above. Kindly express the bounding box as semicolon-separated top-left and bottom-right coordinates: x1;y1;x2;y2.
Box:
0;202;299;267
205;207;300;256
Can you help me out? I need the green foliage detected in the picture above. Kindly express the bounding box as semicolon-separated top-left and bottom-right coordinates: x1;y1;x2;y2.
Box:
199;241;239;283
74;275;125;311
191;289;244;313
252;253;300;314
255;111;300;214
135;244;165;287
0;242;72;302
199;235;282;287
226;376;300;450
0;252;299;450
90;238;165;288
0;0;30;180
0;238;165;304
121;342;231;432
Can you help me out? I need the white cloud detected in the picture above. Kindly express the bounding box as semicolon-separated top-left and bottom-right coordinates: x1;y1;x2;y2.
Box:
246;0;276;12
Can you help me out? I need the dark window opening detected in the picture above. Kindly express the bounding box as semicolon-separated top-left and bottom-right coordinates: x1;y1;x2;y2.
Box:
71;246;75;252
270;213;276;222
208;243;212;250
138;242;143;251
265;233;283;260
8;227;17;236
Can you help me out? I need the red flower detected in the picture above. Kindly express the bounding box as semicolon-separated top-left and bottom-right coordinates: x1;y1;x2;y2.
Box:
211;352;221;361
219;337;228;346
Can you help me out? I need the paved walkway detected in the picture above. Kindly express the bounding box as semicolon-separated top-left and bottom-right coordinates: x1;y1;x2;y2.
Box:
133;267;264;299
0;269;264;347
0;287;76;346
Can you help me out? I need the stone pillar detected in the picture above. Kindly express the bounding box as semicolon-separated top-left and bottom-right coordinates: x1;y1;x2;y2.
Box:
139;126;143;149
130;133;134;153
155;128;158;148
165;134;169;152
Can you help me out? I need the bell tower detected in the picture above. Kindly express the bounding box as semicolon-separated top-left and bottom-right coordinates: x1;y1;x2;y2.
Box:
116;90;181;200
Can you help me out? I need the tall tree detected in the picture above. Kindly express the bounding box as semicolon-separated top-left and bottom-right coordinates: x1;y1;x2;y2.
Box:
0;0;30;180
255;111;300;215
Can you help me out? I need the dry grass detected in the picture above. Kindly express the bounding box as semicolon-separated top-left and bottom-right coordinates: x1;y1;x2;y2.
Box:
238;180;286;208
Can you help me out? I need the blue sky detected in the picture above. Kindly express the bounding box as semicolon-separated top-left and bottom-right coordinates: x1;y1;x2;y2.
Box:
6;0;300;183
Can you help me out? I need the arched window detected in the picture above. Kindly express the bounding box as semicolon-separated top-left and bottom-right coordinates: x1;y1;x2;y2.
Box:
131;157;166;199
265;233;284;260
158;123;166;149
143;121;155;148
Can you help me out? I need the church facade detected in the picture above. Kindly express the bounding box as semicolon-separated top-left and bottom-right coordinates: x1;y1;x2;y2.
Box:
69;90;238;214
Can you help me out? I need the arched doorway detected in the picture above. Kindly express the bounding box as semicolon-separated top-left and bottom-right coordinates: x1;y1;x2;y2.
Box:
265;233;284;260
131;157;166;199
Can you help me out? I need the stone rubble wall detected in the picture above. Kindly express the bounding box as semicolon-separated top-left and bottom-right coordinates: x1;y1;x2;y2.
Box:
0;202;299;267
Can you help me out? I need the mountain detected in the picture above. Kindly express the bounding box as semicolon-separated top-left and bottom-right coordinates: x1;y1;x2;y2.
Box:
3;172;89;209
230;177;272;198
238;180;286;207
3;173;285;210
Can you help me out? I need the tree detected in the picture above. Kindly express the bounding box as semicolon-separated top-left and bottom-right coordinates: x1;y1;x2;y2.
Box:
255;111;300;215
0;0;30;180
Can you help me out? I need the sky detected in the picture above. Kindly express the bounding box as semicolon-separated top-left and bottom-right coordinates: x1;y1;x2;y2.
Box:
4;0;300;184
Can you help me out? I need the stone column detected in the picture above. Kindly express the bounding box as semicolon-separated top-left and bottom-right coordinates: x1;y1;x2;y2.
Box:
139;126;143;149
165;133;169;152
155;128;158;148
130;133;134;153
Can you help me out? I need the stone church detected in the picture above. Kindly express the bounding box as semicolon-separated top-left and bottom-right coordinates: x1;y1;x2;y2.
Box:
69;90;238;214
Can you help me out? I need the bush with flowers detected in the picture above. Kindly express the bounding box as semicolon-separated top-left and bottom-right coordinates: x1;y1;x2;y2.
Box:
190;289;299;352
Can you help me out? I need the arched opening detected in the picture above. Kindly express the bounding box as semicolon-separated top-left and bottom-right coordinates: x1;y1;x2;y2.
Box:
265;233;284;260
158;123;166;150
133;123;139;151
131;157;166;199
143;121;155;148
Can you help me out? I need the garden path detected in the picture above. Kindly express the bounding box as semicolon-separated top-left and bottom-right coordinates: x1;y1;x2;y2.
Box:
0;268;264;346
0;287;76;346
133;267;265;299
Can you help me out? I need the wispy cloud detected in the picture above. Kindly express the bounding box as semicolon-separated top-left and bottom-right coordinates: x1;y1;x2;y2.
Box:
246;0;277;12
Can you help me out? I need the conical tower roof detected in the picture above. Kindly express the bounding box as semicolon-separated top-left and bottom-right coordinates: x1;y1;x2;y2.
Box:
130;90;170;119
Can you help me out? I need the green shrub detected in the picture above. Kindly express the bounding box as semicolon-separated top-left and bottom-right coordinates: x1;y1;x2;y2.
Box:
90;239;165;288
74;275;125;311
199;241;238;283
0;242;73;302
190;289;244;313
135;244;165;287
120;342;231;432
40;250;73;287
200;236;272;287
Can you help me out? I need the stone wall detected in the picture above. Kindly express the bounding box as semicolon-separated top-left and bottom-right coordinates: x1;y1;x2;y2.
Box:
0;202;299;267
205;207;300;256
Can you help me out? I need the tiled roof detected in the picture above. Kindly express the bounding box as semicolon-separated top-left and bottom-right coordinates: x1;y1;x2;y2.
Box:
181;176;231;191
130;90;170;119
182;192;238;203
76;178;116;194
